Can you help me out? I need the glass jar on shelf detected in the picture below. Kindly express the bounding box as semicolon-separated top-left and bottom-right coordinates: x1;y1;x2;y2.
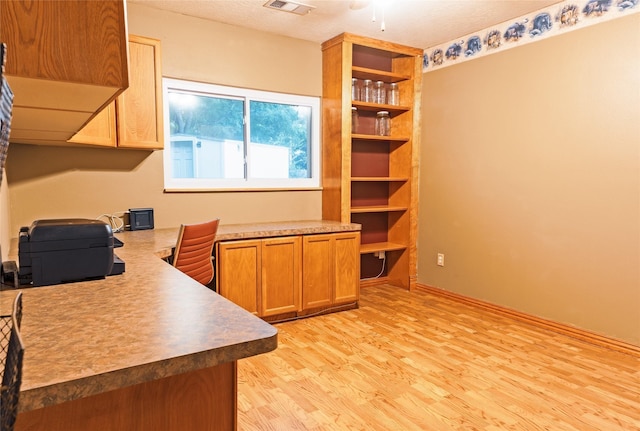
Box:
388;82;399;106
351;107;359;133
362;79;373;103
351;78;361;101
375;111;390;136
374;81;386;105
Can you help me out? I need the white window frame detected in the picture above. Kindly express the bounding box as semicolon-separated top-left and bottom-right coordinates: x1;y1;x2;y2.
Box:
163;78;321;191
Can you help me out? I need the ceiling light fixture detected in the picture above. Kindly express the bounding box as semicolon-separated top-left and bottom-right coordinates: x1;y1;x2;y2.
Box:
372;0;390;32
263;0;316;15
350;0;389;32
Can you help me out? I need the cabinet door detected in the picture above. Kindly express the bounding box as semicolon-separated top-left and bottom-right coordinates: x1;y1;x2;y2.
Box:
333;232;360;304
217;240;261;315
67;102;117;147
116;35;164;149
302;235;334;309
68;34;163;149
302;232;360;310
1;0;128;146
261;237;301;317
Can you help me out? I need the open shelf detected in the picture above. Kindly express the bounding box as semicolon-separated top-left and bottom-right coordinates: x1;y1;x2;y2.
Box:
352;101;410;114
360;242;406;254
351;134;410;142
352;66;410;83
351;176;409;182
351;205;408;213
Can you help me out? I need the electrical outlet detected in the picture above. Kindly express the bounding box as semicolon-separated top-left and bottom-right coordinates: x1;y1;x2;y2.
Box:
378;251;386;260
437;253;445;266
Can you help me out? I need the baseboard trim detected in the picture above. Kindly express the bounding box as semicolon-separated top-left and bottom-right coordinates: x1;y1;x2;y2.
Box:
415;284;640;357
360;276;390;288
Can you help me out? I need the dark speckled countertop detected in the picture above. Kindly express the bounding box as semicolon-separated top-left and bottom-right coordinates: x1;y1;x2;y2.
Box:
1;220;359;413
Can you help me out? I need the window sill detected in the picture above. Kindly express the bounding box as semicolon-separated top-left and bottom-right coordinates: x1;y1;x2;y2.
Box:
163;186;323;193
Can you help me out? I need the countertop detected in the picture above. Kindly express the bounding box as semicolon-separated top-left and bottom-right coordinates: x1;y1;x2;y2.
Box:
151;219;363;258
1;224;281;412
213;220;361;240
1;219;359;413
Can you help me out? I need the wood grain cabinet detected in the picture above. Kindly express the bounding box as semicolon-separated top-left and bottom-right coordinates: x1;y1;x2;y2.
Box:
217;231;359;319
260;237;302;317
217;237;302;317
302;232;360;309
321;33;422;290
0;0;129;145
68;35;164;149
216;239;262;315
67;103;118;147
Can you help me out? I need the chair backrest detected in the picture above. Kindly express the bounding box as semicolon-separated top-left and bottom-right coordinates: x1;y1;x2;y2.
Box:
1;292;24;431
172;219;220;285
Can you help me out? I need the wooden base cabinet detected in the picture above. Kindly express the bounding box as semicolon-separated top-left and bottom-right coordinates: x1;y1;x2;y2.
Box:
261;237;302;317
217;232;359;319
16;362;236;431
217;239;262;315
217;236;302;317
302;232;360;309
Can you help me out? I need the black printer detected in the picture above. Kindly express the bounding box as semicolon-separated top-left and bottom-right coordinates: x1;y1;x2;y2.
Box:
17;219;125;287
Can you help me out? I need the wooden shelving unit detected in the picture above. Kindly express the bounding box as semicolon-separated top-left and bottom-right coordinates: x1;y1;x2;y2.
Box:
321;33;422;289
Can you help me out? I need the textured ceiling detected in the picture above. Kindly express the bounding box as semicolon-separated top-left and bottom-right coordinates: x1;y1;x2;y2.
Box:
129;0;563;49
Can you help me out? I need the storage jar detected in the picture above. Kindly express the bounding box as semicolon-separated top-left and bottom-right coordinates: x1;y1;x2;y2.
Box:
375;111;390;136
351;78;360;101
388;83;399;106
363;79;373;103
374;81;386;104
351;107;359;133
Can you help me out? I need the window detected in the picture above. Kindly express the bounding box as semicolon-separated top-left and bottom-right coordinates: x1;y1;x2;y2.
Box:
163;78;320;190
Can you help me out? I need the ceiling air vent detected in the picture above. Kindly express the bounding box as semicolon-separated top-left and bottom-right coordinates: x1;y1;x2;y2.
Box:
263;0;315;15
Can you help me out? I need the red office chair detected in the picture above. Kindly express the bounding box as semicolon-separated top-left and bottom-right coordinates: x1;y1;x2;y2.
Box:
172;219;220;286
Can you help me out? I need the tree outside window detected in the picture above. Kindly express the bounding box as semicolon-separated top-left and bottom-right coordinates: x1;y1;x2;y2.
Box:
163;78;319;190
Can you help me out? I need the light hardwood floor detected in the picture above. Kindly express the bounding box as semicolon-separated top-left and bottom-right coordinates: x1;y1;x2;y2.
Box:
237;285;639;430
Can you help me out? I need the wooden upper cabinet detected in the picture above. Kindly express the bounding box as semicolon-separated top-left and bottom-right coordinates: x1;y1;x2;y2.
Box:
116;35;164;149
67;103;117;147
1;0;128;145
68;35;164;150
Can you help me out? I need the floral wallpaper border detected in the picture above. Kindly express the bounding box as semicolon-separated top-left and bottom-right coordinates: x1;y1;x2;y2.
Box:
422;0;639;73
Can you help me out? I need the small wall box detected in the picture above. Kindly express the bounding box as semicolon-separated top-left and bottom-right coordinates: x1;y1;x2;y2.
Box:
128;208;154;231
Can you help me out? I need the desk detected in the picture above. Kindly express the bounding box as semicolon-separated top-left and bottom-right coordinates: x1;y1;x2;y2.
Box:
151;219;363;259
209;221;362;319
1;226;278;431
